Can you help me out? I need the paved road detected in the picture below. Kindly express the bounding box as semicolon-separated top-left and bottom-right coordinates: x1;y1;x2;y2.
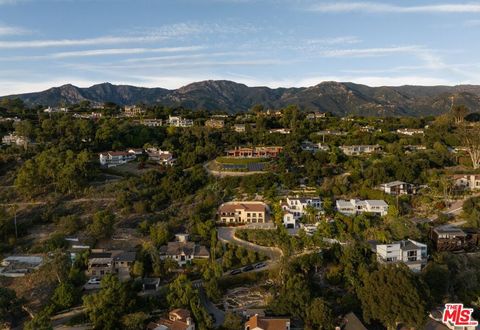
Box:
429;193;480;222
217;226;283;260
198;288;225;328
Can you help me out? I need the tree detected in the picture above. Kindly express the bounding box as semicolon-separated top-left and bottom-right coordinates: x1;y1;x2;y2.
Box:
451;104;469;124
88;210;115;240
83;275;132;330
149;222;170;246
167;274;196;308
0;287;22;327
221;312;243;330
305;298;334;330
51;282;79;311
357;265;428;329
121;312;147;330
458;123;480;169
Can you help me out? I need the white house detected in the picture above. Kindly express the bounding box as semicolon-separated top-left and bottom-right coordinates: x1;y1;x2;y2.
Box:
280;197;322;228
168;116;193;128
372;239;428;272
454;174;480;191
340;145;382;156
336;199;388;216
99;151;136;168
146;148;175;166
2;133;29;147
396;128;424;136
300;141;329;153
378;181;416;195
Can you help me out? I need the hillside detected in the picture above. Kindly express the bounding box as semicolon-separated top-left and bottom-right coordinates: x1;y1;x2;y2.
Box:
3;80;480;116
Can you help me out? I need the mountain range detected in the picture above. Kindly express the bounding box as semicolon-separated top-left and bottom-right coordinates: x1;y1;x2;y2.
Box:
3;80;480;117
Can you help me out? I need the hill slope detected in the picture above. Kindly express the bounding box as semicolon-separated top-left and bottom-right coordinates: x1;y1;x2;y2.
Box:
3;80;480;116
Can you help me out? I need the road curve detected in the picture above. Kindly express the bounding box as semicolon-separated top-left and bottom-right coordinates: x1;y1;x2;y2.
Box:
217;226;283;261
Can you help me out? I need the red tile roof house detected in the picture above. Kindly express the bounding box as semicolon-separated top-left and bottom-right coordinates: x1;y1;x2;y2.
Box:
244;314;290;330
226;146;283;158
217;201;269;224
147;309;195;330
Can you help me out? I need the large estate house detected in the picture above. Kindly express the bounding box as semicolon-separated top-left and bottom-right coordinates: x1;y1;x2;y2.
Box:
336;199;389;216
378;181;416;195
168;116;194;127
217;201;269;224
453;174;480;191
159;234;209;267
226;146;283;158
99;150;136;167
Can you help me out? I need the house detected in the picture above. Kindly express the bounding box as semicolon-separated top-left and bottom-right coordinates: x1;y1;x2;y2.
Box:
147;309;195;330
234;124;247;132
124;105;146;117
453;174;480;191
396;128;425;136
429;225;480;252
306;112;326;120
379;181;416;195
371;239;428;272
99;151;136;167
226;146;283;158
127;148;144;156
268;128;291;134
44;106;68;113
168;116;194;127
2;133;29;147
244;314;290;330
336;199;389;216
338;312;368;330
300;141;329;153
340;144;382;156
86;250;136;280
205;119;225;129
140;119;163;127
316;130;347;136
159;234;209;266
403;145;427;153
0;255;43;277
280;197;323;228
217;201;269;224
146;148;175;166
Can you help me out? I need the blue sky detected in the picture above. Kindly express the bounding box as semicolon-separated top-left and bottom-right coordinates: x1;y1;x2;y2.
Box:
1;0;480;94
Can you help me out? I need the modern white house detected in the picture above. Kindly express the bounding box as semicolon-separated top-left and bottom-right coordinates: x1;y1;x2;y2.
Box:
378;181;416;195
168;116;194;128
396;128;425;136
454;174;480;191
340;144;382;156
99;151;136;167
300;141;329;153
2;133;29;147
336;199;389;216
372;239;428;272
280;197;323;228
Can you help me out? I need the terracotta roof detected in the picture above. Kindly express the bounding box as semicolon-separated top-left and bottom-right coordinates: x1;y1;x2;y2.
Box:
170;308;191;321
245;314;290;330
218;202;267;213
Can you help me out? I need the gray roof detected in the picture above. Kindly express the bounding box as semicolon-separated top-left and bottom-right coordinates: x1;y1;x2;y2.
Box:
342;312;368;330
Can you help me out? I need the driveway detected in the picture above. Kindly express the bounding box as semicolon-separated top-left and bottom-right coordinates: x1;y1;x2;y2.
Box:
198;288;225;328
217;226;283;261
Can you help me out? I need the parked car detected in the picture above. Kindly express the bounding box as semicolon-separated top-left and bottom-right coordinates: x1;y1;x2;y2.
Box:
254;262;267;269
242;265;254;272
230;269;242;275
87;277;101;285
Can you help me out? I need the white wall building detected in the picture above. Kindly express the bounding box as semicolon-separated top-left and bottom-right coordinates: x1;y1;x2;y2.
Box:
373;239;428;272
340;145;382;156
281;197;322;228
99;151;136;167
454;174;480;191
300;141;329;153
336;199;388;216
168;116;194;128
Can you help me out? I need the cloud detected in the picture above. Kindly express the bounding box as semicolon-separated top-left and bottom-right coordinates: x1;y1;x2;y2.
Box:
316;45;424;58
0;24;30;36
309;2;480;14
50;46;205;59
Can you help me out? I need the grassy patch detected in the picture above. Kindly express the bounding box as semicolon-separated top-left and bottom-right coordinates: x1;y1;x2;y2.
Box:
216;157;269;164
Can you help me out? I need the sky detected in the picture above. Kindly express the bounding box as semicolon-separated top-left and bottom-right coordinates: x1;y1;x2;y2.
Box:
1;0;480;94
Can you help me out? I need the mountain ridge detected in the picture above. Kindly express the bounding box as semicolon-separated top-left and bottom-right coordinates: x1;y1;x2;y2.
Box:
3;80;480;116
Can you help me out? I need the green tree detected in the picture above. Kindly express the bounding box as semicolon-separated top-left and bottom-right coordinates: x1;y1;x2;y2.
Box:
121;311;147;330
357;265;428;329
221;312;243;330
51;282;79;311
83;275;132;330
88;210;115;240
305;298;334;330
167;274;195;308
150;222;170;246
0;287;22;327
